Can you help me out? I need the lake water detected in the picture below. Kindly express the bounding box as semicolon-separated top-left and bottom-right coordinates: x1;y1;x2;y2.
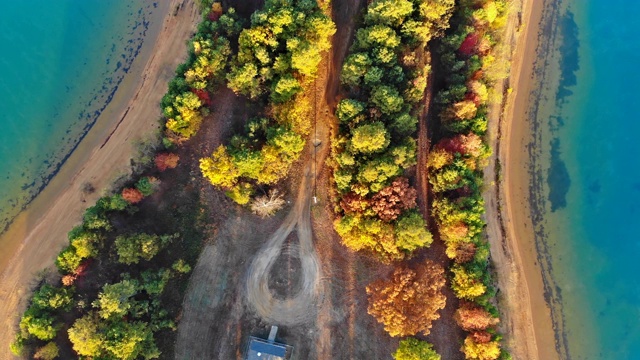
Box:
532;0;640;358
0;0;162;235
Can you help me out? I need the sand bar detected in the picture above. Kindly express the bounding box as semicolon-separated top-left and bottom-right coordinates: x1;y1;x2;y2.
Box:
0;0;199;357
484;0;560;359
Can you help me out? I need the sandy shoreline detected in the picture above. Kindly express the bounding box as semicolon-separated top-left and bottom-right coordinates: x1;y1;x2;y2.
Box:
484;0;561;359
0;0;199;357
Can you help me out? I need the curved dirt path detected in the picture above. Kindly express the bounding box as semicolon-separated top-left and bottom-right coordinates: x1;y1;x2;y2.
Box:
245;164;323;326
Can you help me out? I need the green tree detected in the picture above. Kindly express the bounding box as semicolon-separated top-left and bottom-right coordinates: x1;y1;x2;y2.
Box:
68;313;104;357
225;182;254;204
55;246;82;274
356;25;401;49
349;122;390;154
336;99;366;122
371;85;404;115
365;0;414;27
114;233;175;264
19;309;58;341
103;321;160;360
32;285;74;312
83;204;111;230
395;211;433;252
172;259;192;274
231;150;264;179
393;338;441;360
356;157;402;192
135;177;157;196
390;112;418;136
93;280;139;319
226;63;260;98
340;53;371;86
270;74;301;103
141;269;172;296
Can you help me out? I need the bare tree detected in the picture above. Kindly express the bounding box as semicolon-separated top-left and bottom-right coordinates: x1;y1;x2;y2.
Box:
250;189;285;218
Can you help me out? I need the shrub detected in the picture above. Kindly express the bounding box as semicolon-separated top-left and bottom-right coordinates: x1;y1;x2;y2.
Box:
10;335;26;356
393;338;441;360
172;259;192;274
135;176;158;196
34;342;60;360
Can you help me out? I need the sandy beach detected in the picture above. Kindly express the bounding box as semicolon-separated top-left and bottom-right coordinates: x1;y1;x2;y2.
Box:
0;0;199;357
484;0;561;359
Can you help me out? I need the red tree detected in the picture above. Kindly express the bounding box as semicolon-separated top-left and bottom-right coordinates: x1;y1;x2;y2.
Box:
471;331;492;344
459;33;479;56
191;88;212;107
155;153;180;171
122;188;144;204
454;301;500;331
371;177;417;221
340;192;370;214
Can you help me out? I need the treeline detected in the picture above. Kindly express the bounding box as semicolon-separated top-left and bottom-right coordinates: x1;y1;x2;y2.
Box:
11;172;193;359
162;3;242;140
429;1;510;359
330;0;453;263
199;0;336;204
330;0;455;359
9;4;237;359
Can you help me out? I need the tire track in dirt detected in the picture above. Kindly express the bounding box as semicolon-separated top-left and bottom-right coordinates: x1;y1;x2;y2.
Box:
245;164;323;326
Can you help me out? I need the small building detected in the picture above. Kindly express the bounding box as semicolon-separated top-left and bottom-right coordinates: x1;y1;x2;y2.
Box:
246;326;293;360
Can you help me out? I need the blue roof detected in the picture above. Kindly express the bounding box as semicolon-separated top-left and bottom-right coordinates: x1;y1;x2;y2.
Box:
250;340;286;357
247;338;290;360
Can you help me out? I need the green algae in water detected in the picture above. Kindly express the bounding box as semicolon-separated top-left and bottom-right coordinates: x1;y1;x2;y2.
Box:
0;1;161;234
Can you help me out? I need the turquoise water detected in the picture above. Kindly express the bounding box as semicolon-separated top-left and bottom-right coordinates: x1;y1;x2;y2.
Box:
0;0;161;234
535;0;640;359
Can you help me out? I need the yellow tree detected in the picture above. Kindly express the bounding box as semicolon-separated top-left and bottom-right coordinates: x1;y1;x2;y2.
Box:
461;336;501;360
200;145;240;189
451;265;487;300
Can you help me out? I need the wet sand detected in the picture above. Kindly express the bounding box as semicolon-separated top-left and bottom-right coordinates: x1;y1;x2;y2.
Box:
484;0;561;359
0;0;199;357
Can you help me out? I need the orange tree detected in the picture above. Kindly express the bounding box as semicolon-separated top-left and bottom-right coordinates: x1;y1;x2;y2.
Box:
366;260;446;337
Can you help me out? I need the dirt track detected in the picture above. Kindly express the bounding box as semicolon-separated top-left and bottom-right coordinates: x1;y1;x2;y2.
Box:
246;164;323;326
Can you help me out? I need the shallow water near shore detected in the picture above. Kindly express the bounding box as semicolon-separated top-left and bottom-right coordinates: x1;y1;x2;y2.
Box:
531;0;640;358
0;0;161;236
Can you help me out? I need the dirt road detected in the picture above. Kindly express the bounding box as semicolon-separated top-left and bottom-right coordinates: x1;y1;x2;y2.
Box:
246;164;323;326
175;1;403;359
